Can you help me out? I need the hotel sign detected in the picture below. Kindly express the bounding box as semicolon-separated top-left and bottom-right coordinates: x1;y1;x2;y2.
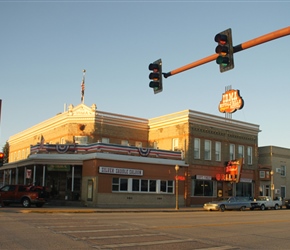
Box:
219;89;244;113
99;166;143;176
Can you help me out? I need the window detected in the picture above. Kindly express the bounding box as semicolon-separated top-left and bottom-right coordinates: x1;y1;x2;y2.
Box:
113;178;173;193
149;180;156;192
102;138;110;143
132;179;140;191
230;144;235;160
60;137;65;144
194;138;200;159
215;142;221;161
247;147;253;165
192;179;215;196
281;186;286;199
281;165;286;177
259;171;265;178
74;136;88;145
121;140;129;146
135;141;142;148
160;180;174;193
238;145;244;161
236;182;252;197
172;138;179;151
112;178;128;191
204;140;211;160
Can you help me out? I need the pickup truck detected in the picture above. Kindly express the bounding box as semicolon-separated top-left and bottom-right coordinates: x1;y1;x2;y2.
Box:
250;196;282;210
203;196;252;212
0;184;47;208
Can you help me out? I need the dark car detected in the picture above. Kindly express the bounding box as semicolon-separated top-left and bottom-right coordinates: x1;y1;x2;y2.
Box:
285;199;290;209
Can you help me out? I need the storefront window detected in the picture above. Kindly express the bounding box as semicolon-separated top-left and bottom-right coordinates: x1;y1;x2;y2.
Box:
192;179;214;196
149;180;156;192
236;182;252;197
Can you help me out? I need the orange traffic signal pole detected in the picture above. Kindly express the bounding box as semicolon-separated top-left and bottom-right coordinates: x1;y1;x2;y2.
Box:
163;26;290;78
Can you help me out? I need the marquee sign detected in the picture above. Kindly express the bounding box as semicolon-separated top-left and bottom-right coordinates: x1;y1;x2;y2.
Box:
216;158;243;183
219;89;244;113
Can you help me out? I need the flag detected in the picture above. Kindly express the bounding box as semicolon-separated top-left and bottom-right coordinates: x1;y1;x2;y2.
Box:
81;79;85;102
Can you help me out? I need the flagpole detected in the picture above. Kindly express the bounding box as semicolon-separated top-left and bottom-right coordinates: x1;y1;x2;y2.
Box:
81;69;86;104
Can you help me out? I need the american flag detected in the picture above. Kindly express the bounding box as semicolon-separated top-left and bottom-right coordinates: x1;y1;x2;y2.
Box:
81;69;86;103
81;79;85;102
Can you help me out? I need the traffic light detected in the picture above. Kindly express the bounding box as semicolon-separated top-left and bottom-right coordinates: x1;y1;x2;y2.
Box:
215;28;234;72
0;152;4;167
149;59;163;94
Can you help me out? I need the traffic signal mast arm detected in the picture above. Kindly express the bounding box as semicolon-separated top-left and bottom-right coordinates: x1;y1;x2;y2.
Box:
163;26;290;78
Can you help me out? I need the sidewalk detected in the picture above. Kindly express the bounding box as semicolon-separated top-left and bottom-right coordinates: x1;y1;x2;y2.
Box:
20;206;204;213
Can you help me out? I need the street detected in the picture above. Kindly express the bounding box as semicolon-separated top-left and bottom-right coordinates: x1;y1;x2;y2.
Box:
1;208;290;249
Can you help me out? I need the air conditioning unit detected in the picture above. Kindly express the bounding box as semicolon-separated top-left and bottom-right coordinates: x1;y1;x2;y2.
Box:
276;168;281;173
275;189;280;194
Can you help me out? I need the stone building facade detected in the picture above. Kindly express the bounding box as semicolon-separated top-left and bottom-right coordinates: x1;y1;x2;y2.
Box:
258;146;290;199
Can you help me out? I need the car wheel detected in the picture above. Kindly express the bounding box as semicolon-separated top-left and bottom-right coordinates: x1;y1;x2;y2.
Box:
240;206;246;211
260;204;265;211
219;205;225;212
274;204;279;210
22;198;31;208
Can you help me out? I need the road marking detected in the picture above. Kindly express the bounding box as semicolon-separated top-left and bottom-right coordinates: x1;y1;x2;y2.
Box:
80;232;166;240
97;238;195;248
196;247;237;250
57;227;140;234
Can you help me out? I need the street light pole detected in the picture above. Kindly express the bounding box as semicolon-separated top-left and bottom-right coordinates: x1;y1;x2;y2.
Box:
270;170;274;199
175;165;180;210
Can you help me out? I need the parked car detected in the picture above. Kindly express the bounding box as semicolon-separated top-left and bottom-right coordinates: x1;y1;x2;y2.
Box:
284;198;290;209
203;196;252;212
0;184;47;208
250;196;282;210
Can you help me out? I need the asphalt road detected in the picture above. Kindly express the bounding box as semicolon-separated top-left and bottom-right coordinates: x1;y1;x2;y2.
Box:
1;207;290;249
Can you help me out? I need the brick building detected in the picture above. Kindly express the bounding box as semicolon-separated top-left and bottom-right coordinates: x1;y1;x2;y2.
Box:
1;103;261;207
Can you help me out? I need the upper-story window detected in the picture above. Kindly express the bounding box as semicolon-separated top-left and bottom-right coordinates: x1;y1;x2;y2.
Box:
229;144;235;160
172;138;179;151
194;138;200;159
204;140;212;160
74;136;88;145
238;145;244;162
281;165;286;177
121;140;129;146
102;138;110;143
215;141;221;161
247;146;253;165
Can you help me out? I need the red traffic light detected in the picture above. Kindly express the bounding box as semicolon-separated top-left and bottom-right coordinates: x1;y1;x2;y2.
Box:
0;152;4;158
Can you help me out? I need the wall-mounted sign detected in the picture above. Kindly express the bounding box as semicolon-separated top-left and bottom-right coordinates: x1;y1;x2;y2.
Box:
99;166;143;176
219;89;244;113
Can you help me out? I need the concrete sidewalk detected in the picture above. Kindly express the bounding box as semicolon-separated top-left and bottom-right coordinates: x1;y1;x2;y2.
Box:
20;206;204;213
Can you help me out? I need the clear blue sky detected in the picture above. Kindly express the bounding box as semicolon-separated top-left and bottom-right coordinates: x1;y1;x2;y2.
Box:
1;0;290;149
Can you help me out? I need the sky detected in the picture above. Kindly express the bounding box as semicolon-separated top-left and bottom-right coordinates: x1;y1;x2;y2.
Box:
0;0;290;150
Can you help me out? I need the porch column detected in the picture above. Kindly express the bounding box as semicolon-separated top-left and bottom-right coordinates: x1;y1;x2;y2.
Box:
3;171;5;186
33;165;36;185
16;167;19;184
71;166;75;192
9;169;12;184
42;165;46;186
24;167;27;184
